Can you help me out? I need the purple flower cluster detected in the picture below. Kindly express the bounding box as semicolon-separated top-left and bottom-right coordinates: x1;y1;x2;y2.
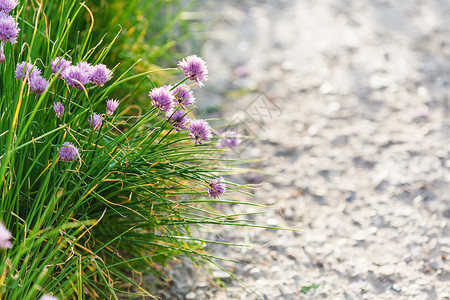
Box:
188;119;212;146
0;5;20;63
207;177;226;199
46;60;114;157
29;73;49;94
51;56;71;78
0;12;19;44
52;102;64;118
0;222;12;249
0;11;20;44
15;61;49;95
50;58;113;89
172;84;195;106
15;61;39;80
178;55;208;87
149;55;212;143
77;61;94;75
63;64;91;90
106;99;119;116
150;56;209;134
90;64;113;87
0;0;18;14
149;85;175;113
88;113;103;132
150;83;197;132
217;131;241;148
58;142;79;162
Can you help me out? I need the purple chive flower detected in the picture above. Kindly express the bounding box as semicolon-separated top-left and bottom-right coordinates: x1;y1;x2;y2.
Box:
51;56;71;78
149;85;175;113
207;177;226;199
178;55;208;87
63;65;90;89
106;99;119;116
0;0;19;14
52;102;64;118
39;295;58;300
217;131;241;148
29;74;49;95
88;113;103;132
189;119;212;145
172;84;195;106
90;64;112;87
77;61;94;75
0;12;19;44
15;61;41;81
167;110;189;132
58;142;79;162
0;222;12;249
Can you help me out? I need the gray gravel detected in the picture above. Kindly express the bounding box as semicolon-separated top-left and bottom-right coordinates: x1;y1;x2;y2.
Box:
155;1;450;299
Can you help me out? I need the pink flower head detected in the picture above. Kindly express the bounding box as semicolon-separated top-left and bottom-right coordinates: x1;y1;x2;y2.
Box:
0;0;19;14
106;99;119;116
63;65;90;89
207;177;226;199
76;61;94;75
15;61;40;81
149;85;175;113
52;102;64;118
58;142;79;162
51;57;71;78
188;119;212;146
0;11;19;44
29;74;49;95
88;113;103;132
178;55;208;87
172;84;195;106
0;222;12;249
90;64;112;87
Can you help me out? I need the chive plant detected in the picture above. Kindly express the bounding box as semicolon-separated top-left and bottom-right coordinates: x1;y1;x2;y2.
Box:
0;1;265;299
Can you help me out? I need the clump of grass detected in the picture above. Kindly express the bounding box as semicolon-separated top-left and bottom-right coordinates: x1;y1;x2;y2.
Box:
0;1;266;299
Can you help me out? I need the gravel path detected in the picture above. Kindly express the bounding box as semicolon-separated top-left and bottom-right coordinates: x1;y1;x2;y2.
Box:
156;1;450;299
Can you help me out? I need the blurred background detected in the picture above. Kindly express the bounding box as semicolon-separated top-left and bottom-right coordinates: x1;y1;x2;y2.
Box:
87;0;450;298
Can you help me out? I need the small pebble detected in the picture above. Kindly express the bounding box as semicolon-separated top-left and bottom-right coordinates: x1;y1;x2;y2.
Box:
392;284;402;292
429;261;441;271
213;270;231;280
